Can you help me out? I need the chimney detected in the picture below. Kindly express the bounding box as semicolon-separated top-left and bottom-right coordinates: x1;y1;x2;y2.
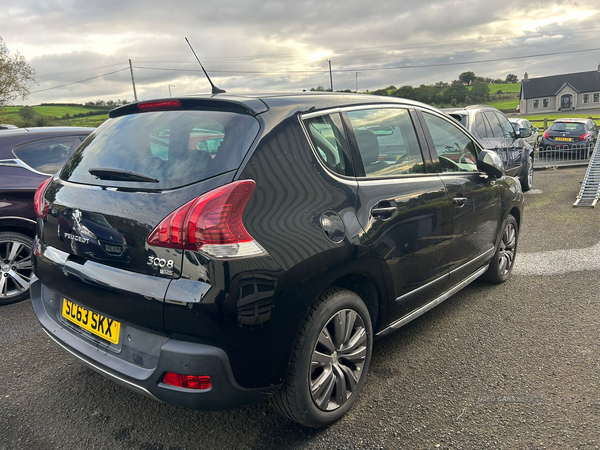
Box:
523;72;529;82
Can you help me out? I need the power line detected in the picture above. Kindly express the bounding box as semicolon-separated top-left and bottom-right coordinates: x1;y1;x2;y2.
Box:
30;68;129;94
132;46;600;76
35;63;128;82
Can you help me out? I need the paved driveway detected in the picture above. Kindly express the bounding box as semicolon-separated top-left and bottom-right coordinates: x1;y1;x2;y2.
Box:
1;167;599;449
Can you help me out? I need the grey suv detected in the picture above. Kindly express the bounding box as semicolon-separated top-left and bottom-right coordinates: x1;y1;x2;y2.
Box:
443;106;534;191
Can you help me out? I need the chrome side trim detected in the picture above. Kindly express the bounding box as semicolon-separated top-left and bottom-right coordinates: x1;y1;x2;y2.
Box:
0;216;36;224
0;158;52;176
394;247;494;304
376;264;489;338
42;328;159;401
395;273;449;304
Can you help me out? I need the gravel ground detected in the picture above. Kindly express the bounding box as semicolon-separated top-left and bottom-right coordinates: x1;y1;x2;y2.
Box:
1;167;599;450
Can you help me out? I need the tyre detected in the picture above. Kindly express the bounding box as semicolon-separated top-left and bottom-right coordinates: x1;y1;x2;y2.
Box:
482;215;518;284
0;232;34;305
271;288;373;427
520;156;533;192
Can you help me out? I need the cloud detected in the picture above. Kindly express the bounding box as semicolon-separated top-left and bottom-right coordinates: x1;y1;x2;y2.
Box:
0;0;599;104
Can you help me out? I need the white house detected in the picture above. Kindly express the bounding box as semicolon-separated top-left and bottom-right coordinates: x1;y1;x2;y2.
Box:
519;65;600;114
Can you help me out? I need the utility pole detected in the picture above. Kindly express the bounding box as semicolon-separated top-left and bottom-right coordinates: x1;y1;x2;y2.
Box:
128;59;138;102
355;72;360;93
168;85;175;97
328;60;333;92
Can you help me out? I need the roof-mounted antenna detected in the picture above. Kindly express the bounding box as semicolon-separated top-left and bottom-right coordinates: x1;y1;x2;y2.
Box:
185;37;226;95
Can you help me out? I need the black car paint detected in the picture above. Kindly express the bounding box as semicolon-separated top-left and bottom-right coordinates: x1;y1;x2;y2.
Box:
31;94;523;408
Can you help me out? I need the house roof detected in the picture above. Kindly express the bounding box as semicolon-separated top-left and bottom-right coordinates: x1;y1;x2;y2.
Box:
521;70;600;99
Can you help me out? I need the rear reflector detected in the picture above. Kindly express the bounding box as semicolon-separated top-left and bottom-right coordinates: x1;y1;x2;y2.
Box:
162;372;211;390
137;100;181;112
147;180;267;259
34;177;52;219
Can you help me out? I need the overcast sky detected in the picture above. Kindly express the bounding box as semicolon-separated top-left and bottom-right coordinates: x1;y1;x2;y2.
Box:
2;0;600;104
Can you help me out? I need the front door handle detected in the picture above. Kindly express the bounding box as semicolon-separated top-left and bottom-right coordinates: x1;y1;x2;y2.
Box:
452;197;468;207
371;206;397;218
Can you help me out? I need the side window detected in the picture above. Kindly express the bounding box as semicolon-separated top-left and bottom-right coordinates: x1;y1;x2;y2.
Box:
475;113;490;138
346;108;424;177
12;136;82;174
304;113;351;176
422;112;479;173
483;111;504;138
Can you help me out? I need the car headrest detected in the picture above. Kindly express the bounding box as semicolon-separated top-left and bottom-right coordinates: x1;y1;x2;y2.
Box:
355;130;379;164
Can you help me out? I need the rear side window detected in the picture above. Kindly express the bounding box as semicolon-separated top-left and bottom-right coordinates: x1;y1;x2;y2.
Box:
475;113;490;138
304;113;352;176
13;136;82;175
346;108;425;177
61;110;260;190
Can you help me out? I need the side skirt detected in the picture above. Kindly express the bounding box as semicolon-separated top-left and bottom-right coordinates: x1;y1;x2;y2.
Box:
375;264;489;339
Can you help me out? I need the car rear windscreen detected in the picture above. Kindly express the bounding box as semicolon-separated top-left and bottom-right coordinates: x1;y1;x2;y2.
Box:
549;122;584;133
61;110;260;190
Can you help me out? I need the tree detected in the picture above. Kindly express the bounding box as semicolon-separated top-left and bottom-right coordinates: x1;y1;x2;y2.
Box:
17;105;37;120
0;37;36;105
446;80;468;104
468;81;490;103
505;73;518;84
458;71;477;85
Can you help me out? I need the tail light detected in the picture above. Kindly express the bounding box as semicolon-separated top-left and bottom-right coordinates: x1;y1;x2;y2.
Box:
543;131;549;139
147;180;266;259
34;177;52;219
162;372;211;390
580;132;590;141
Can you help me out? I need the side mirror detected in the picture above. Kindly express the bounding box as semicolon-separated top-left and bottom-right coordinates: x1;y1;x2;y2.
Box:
519;127;532;138
477;149;504;178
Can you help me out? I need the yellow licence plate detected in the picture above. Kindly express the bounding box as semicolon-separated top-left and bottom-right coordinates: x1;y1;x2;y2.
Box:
62;299;121;345
555;137;572;141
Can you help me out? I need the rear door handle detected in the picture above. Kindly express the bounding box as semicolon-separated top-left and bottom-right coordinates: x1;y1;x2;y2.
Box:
452;197;468;207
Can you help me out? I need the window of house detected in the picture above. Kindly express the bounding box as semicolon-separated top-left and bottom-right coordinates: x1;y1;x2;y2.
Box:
543;98;548;108
594;93;599;103
583;94;590;103
533;99;539;108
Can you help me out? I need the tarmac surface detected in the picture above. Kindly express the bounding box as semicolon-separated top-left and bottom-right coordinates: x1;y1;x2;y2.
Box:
1;167;599;449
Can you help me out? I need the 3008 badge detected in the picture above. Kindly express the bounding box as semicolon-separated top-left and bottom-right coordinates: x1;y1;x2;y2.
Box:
147;256;174;269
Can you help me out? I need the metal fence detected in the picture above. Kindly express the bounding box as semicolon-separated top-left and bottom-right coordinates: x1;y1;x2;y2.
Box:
533;143;593;168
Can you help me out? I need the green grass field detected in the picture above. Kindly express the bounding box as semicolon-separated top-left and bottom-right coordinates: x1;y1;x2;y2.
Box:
63;114;109;127
2;105;107;118
487;83;521;94
487;99;519;110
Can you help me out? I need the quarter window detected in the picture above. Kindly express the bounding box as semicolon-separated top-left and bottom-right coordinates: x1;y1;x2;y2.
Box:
346;108;425;177
475;113;490;138
13;136;83;174
304;113;351;176
422;112;479;173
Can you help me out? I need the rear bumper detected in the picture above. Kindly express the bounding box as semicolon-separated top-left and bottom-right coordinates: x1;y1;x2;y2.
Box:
30;277;277;410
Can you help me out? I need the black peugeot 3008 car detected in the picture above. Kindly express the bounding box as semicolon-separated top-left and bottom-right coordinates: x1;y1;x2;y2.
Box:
0;127;93;305
31;94;523;427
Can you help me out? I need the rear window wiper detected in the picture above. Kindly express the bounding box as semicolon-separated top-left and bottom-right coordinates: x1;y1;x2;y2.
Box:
88;167;159;183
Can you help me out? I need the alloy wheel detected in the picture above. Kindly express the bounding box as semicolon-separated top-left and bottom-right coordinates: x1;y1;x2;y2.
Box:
498;222;517;276
310;309;368;411
0;239;33;300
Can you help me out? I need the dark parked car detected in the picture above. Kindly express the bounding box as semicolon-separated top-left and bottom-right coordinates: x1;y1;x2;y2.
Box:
443;105;534;191
31;94;523;427
0;127;93;305
539;118;598;158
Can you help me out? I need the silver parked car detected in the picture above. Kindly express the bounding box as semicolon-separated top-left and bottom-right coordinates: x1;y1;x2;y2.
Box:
509;118;539;149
